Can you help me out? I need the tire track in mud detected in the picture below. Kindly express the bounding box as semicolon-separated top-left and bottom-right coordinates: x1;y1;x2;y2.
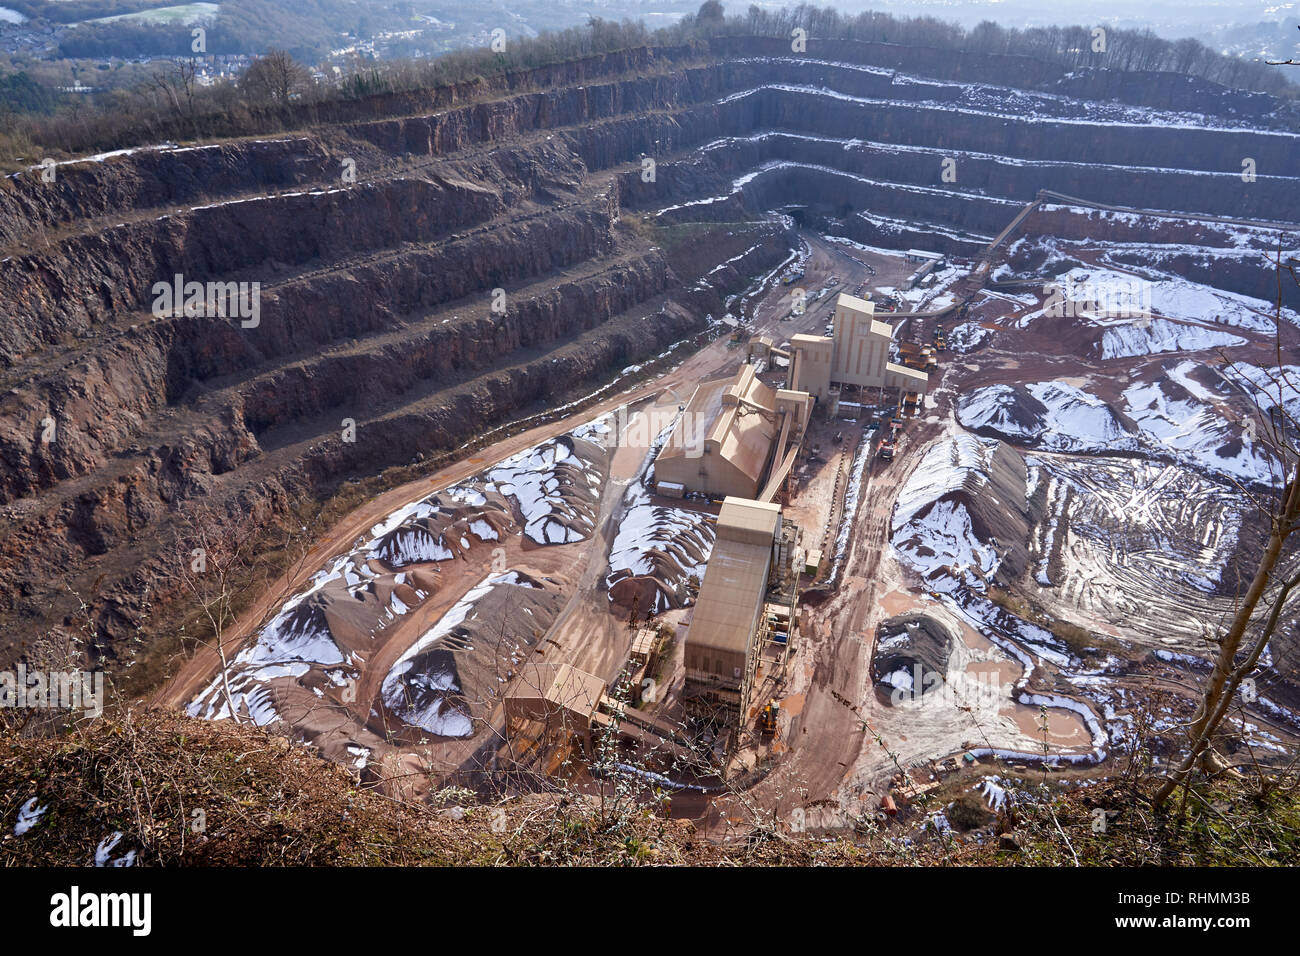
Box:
1036;452;1250;646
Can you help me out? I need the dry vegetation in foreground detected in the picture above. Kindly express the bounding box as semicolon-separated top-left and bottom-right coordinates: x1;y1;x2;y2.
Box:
3;708;1299;867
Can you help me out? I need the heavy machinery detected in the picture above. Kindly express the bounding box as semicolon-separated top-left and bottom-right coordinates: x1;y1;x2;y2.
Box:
760;701;780;735
898;342;938;372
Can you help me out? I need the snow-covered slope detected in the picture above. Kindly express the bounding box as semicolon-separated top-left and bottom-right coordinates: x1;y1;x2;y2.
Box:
958;382;1138;453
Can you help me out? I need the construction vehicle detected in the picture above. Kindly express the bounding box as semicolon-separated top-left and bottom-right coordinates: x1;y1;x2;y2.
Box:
879;440;895;460
832;431;844;444
760;701;780;735
898;341;939;372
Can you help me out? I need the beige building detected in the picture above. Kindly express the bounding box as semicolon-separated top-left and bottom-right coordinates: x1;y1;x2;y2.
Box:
655;365;810;501
504;662;608;751
787;293;929;397
683;497;797;725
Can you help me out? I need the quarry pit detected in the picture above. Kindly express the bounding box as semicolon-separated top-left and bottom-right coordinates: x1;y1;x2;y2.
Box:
3;35;1299;840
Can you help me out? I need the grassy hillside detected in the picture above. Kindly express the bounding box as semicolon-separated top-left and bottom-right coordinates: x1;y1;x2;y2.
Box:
3;709;1297;866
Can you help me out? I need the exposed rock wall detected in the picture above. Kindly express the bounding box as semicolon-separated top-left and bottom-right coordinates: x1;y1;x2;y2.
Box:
0;33;1294;660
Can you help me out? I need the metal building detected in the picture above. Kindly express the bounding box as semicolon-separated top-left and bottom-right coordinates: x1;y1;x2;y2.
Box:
654;365;796;500
683;497;799;726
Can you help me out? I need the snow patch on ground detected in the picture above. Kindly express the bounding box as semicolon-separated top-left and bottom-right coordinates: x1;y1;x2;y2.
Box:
1099;318;1245;360
14;797;46;836
380;570;540;738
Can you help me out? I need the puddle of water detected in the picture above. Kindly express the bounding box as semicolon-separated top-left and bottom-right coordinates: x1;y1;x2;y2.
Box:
1011;702;1091;746
879;588;916;617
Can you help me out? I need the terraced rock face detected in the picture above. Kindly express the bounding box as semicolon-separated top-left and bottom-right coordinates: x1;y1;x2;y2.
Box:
1;35;1298;665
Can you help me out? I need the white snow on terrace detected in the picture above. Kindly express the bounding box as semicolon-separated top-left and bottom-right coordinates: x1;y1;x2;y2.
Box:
10;136;312;178
1054;224;1294;263
958;382;1137;453
1026;264;1289;334
729;55;895;81
850;210;993;247
820;234;909;259
718;245;802;307
189;186;352;212
660;158;1025;221
705;241;768;276
1099;319;1247;360
732;56;1293;135
698;128;1281;182
1123;372;1277;485
11;146;148;173
713;82;1300;138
